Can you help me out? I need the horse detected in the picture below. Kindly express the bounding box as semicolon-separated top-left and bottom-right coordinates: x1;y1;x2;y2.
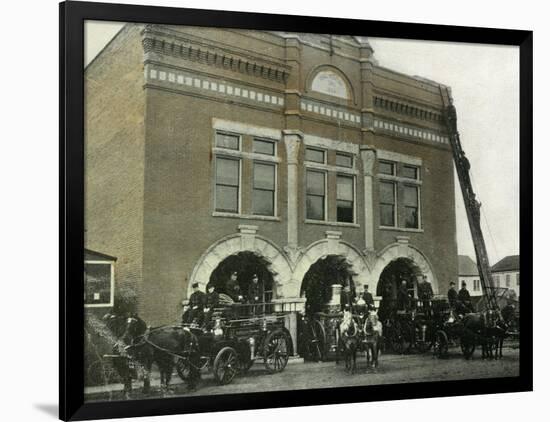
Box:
104;313;201;394
363;313;382;370
338;311;359;374
461;310;500;359
487;308;514;359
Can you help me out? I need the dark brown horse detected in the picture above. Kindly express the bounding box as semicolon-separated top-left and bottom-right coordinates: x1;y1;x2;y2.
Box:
105;313;201;393
461;310;500;359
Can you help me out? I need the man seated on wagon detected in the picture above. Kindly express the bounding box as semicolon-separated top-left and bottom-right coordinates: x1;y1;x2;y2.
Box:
203;283;220;328
456;281;474;315
182;282;206;326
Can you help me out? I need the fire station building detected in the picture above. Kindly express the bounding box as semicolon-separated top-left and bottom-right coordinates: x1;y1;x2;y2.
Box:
84;23;458;325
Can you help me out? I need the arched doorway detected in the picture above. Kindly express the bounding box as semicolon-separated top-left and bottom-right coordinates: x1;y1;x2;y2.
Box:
300;255;356;316
376;257;422;320
208;251;275;303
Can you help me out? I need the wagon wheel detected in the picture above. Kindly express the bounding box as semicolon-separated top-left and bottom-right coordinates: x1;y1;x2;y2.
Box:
307;319;326;362
460;337;476;359
435;330;449;358
263;330;290;373
213;347;239;385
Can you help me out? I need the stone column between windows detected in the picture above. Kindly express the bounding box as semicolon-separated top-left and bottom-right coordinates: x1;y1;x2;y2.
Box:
283;131;302;251
360;146;376;251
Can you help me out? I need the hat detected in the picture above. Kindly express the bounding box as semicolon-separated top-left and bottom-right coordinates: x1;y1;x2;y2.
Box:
231;271;238;276
252;273;258;278
192;282;199;289
206;283;215;290
364;284;369;289
450;281;455;286
461;281;467;287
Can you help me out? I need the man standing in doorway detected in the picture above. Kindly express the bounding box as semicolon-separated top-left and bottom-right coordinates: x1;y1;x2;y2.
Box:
248;273;263;315
448;281;458;309
418;275;434;309
397;277;411;311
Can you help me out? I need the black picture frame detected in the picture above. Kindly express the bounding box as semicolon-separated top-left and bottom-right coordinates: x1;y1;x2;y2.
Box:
60;1;533;420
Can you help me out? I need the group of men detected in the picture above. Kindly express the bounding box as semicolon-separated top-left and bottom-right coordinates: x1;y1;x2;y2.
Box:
340;283;376;314
447;280;474;315
182;271;264;326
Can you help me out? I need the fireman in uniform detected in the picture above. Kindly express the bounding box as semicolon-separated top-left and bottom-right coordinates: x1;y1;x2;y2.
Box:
397;278;411;312
203;283;219;327
362;284;375;312
340;284;355;312
248;273;263;315
457;281;473;314
447;281;458;309
182;282;206;325
225;271;239;295
418;275;434;311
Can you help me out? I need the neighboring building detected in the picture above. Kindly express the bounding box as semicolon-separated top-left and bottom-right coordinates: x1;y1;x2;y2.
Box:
492;255;520;299
458;255;482;297
85;24;458;327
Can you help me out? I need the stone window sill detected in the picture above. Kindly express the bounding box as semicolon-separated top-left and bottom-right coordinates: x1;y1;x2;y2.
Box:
212;212;281;222
305;219;360;228
379;226;424;233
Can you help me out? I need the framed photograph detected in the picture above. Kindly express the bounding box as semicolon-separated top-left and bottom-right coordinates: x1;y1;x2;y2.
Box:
60;1;533;420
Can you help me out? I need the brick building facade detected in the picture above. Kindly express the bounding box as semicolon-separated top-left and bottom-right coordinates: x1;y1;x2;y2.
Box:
85;24;458;325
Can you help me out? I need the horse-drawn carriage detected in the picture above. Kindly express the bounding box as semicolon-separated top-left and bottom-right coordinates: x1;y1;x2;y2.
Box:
175;308;293;386
87;301;294;394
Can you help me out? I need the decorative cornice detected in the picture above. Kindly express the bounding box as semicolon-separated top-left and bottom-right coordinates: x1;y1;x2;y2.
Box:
142;29;290;85
372;117;450;145
374;95;443;122
145;64;285;110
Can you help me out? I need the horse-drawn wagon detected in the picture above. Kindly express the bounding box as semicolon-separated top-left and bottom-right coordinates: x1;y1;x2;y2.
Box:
175;306;293;386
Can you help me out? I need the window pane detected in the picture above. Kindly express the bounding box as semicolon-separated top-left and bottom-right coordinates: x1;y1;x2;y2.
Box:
336;153;353;168
380;204;395;226
305;148;325;163
306;195;325;220
405;206;418;228
403;185;418;206
216;158;239;186
254;163;275;190
85;263;111;305
216;133;240;150
337;176;353;201
506;274;511;287
379;161;395;175
379;181;395;204
253;189;274;216
215;185;238;212
253;139;275;155
307;170;325;195
516;273;520;286
337;200;353;223
402;165;418;179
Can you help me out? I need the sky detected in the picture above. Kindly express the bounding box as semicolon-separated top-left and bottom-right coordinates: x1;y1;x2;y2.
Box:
85;22;520;265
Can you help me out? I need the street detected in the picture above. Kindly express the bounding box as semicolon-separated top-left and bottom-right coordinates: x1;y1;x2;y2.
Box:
85;344;520;402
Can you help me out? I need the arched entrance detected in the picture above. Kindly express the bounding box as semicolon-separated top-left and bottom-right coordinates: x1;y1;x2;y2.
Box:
187;233;293;299
376;257;424;322
209;251;274;303
300;255;356;316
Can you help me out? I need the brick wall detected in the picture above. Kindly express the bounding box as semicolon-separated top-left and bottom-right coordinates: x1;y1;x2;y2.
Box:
84;24;146;303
